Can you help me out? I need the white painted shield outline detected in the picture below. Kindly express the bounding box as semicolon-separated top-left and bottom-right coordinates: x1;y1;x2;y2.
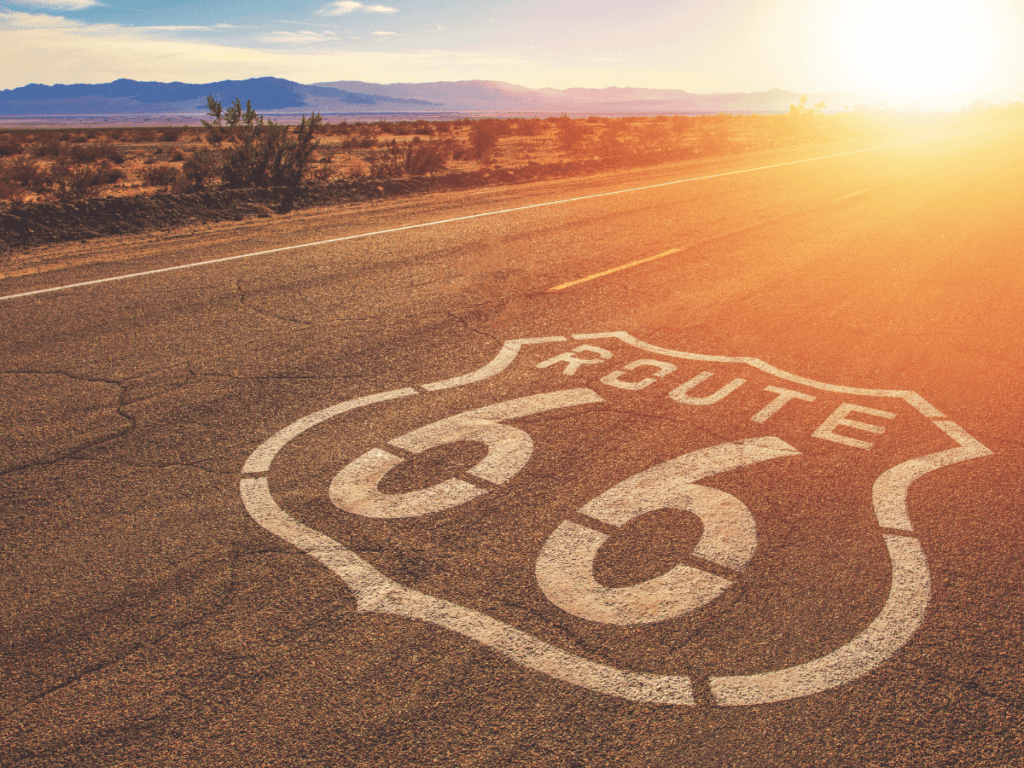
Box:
239;331;992;706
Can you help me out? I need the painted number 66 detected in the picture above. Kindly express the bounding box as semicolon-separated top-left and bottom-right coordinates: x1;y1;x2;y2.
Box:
329;389;800;626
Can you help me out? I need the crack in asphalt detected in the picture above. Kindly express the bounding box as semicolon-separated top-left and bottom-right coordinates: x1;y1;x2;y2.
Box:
0;544;297;727
445;311;503;347
904;658;1024;714
0;421;135;479
234;278;313;328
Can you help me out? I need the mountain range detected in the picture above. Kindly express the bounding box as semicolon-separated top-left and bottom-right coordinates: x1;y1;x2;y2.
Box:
3;77;1010;117
0;77;434;116
0;77;822;116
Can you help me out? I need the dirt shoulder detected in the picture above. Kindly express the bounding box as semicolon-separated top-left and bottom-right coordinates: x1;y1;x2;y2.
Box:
0;155;679;253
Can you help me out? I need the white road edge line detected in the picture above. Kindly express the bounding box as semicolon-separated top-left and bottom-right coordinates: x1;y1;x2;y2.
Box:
0;129;989;304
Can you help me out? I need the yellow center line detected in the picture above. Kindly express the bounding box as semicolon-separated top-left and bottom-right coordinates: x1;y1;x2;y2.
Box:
547;248;682;292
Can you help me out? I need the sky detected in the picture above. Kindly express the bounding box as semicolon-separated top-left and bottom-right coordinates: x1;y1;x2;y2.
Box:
2;0;1022;101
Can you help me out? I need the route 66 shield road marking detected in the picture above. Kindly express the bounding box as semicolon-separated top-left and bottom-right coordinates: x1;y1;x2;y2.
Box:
239;332;991;706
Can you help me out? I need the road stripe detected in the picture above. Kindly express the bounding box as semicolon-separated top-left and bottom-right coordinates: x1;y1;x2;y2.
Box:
547;248;682;292
0;129;990;304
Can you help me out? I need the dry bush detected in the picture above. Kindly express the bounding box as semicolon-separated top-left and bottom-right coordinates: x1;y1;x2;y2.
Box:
469;120;504;159
159;127;186;142
93;158;126;185
375;120;434;136
181;148;219;190
32;134;63;157
516;118;546;136
69;141;126;165
3;155;49;192
49;157;103;200
143;162;180;189
307;163;333;183
555;114;589;154
200;95;324;188
169;147;186;162
450;139;474;161
0;134;24;157
366;137;452;178
594;121;633;161
340;136;379;150
326;122;351;136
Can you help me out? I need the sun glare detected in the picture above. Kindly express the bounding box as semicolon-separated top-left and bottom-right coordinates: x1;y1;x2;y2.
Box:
833;0;1001;99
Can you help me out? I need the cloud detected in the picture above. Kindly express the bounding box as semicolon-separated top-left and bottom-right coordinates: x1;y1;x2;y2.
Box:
0;13;549;93
321;1;397;16
12;0;101;10
0;10;705;93
0;9;83;28
140;26;225;32
372;30;395;35
262;29;339;44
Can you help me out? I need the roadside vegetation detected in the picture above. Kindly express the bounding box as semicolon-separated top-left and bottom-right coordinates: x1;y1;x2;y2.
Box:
0;97;1021;240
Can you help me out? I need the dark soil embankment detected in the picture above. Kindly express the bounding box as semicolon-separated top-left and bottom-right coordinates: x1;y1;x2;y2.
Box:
0;157;643;252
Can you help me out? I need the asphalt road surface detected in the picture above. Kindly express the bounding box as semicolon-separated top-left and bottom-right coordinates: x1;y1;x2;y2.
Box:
2;126;1023;767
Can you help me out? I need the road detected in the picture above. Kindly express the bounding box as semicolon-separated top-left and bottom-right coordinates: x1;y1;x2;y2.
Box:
2;126;1023;767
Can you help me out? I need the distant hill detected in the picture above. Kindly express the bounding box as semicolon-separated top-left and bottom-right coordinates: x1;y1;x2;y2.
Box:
5;77;1003;117
0;77;436;116
315;79;810;113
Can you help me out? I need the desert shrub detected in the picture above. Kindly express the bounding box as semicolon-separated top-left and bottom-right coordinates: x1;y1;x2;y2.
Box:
324;121;353;136
340;136;379;149
376;121;408;136
374;120;435;136
403;137;451;175
143;162;180;188
133;129;158;142
182;148;219;190
169;147;186;161
69;141;125;164
594;121;632;161
469;120;501;159
784;95;827;141
412;120;435;136
33;135;63;157
201;95;323;188
49;156;104;200
638;118;674;148
307;162;333;184
366;137;452;178
3;155;49;191
93;158;126;185
0;134;24;157
555;115;589;153
159;127;185;142
517;118;545;136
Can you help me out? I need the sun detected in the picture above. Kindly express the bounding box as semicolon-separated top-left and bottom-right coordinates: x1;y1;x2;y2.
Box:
830;0;1001;98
